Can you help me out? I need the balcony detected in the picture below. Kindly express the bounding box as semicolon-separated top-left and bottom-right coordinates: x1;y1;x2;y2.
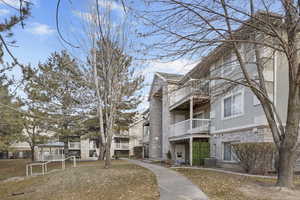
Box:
169;80;209;110
38;153;65;161
115;143;129;150
169;119;210;138
68;142;81;150
114;132;130;138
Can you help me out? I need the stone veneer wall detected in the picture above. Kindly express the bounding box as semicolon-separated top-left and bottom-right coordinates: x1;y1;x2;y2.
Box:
211;126;300;171
149;96;162;159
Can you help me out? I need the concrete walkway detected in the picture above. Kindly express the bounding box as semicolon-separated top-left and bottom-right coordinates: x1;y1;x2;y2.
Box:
171;166;277;179
127;159;208;200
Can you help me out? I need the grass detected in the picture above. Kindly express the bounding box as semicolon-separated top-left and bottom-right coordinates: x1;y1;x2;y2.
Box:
0;159;30;180
0;159;159;200
175;168;300;200
0;159;86;180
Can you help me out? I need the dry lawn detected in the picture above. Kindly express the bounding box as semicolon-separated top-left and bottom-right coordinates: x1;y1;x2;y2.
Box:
0;159;32;180
0;160;159;200
0;159;86;180
175;168;300;200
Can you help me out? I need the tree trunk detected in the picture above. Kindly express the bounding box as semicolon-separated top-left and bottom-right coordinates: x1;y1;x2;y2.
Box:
31;146;35;161
104;142;111;168
98;143;106;160
276;146;296;188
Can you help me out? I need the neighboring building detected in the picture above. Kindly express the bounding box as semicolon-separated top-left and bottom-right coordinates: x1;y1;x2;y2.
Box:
1;129;135;160
60;136;98;160
7;142;32;159
147;21;298;168
128;115;145;158
111;131;130;158
1;129;56;159
142;110;150;159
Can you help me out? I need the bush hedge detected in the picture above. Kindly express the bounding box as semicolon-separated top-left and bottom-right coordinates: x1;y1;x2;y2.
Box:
232;142;276;174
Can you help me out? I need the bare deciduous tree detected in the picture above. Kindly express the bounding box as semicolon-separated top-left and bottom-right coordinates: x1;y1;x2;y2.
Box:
135;0;300;188
80;1;143;168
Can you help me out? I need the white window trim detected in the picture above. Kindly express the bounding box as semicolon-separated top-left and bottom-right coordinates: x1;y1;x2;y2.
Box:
253;94;261;106
221;140;240;162
221;89;244;120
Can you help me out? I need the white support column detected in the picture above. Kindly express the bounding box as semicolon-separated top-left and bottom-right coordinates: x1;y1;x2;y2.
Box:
190;96;193;130
73;156;76;167
189;137;193;166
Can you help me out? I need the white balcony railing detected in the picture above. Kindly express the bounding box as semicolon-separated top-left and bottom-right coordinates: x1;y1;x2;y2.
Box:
68;142;81;149
38;153;65;161
169;80;209;107
169;119;210;138
115;143;129;150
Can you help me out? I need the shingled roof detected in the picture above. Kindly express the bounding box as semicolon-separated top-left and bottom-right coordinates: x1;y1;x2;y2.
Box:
156;72;184;83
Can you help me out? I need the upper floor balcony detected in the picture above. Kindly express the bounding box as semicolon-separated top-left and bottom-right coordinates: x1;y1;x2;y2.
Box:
68;142;81;150
169;80;210;110
169;118;210;139
115;143;129;150
114;132;130;138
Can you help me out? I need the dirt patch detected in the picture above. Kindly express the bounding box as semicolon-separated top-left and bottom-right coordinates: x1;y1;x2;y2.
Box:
175;168;300;200
240;184;300;200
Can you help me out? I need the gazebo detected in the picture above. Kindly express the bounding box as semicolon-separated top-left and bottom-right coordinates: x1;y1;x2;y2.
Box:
36;142;65;161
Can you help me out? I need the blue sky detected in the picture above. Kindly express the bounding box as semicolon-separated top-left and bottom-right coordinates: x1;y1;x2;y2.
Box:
0;0;197;111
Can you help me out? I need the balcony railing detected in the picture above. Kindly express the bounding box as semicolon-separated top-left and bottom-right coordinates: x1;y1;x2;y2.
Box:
68;142;81;149
114;132;130;138
115;143;129;150
169;119;210;138
169;80;209;107
38;153;65;161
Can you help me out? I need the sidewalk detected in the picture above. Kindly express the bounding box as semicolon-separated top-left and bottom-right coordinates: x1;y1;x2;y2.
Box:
171;166;277;179
126;159;208;200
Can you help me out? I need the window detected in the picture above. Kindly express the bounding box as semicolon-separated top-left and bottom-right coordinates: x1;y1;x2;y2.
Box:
223;91;243;119
223;142;232;161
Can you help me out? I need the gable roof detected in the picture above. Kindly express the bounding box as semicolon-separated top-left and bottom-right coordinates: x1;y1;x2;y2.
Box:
156;72;183;83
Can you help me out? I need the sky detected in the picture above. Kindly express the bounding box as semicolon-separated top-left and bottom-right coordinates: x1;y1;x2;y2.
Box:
0;0;198;111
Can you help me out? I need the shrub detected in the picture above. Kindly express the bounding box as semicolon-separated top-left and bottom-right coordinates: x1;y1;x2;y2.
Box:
166;150;172;160
133;146;143;159
232;142;276;174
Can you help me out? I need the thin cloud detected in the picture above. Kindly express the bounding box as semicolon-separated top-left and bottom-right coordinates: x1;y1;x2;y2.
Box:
0;0;37;8
0;9;9;16
143;59;196;76
73;10;94;23
27;23;55;36
98;0;124;13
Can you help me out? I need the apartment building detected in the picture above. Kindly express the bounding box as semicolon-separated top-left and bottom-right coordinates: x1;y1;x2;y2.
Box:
128;118;144;157
112;131;130;158
60;131;132;160
148;29;294;168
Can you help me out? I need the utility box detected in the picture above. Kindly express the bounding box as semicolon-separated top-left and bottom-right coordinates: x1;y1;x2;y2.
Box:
204;157;217;167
